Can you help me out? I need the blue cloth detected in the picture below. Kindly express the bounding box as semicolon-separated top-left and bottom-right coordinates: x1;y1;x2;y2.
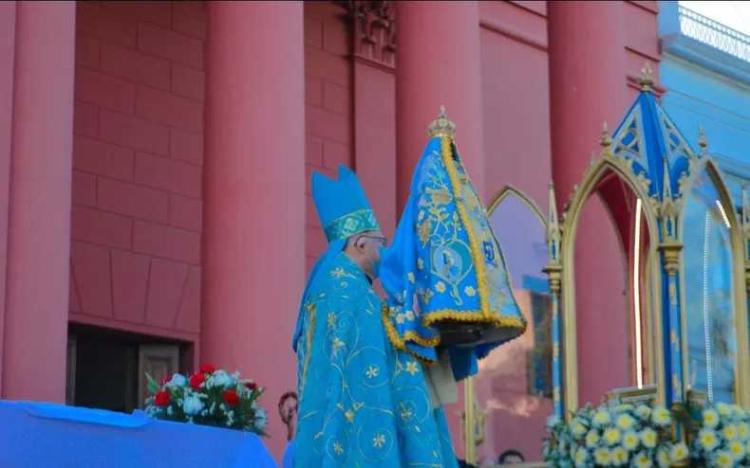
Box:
380;136;526;378
312;165;380;242
0;400;276;468
293;252;457;467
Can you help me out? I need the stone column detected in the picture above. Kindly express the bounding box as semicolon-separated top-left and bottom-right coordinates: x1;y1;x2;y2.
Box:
395;1;486;206
547;1;630;408
202;1;305;457
3;1;76;401
548;0;627;202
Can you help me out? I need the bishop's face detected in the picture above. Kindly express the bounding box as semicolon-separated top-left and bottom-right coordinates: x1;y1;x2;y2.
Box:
353;231;387;279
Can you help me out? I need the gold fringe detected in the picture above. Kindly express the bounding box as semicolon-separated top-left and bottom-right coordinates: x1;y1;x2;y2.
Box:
381;304;438;363
439;137;494;321
421;308;526;330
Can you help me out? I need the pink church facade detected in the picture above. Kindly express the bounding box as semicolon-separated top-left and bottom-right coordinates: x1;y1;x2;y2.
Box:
0;0;661;460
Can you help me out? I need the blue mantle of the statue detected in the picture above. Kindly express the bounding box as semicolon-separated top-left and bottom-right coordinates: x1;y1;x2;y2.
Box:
380;136;526;378
0;400;277;467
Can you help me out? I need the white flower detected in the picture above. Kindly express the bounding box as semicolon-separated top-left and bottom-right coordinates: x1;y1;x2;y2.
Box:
593;410;611;427
703;408;720;428
670;442;688;463
651;407;671;426
623;430;639;451
183;395;204;416
574;447;588;467
640;428;658;448
698;428;720;451
729;440;745;460
617;413;636;431
254;407;268;430
633;451;652;468
167;373;187;387
571;418;587;437
585;430;600;447
635;405;652;420
208;370;235;388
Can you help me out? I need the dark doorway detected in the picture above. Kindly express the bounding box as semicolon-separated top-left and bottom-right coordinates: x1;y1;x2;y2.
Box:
67;324;190;413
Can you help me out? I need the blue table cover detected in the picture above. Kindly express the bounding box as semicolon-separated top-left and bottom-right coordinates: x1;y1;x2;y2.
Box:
0;400;277;468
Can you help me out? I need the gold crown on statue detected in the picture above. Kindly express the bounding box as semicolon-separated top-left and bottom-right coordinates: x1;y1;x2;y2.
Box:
427;105;456;139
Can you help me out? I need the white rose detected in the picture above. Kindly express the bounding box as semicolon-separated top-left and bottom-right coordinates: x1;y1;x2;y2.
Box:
208;370;234;388
167;373;187;387
183;395;204;416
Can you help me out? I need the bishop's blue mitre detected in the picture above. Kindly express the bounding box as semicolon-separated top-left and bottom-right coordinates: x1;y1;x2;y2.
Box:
312;165;381;242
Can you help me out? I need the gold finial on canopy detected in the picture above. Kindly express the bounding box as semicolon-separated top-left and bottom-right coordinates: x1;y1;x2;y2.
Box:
639;63;654;92
698;126;708;154
427;105;456;139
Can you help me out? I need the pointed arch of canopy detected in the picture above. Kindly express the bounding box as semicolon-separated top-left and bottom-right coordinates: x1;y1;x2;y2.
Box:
677;157;750;405
559;155;666;413
488;185;546;227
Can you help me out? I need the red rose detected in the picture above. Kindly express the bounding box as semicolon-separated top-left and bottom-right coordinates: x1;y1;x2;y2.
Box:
223;389;240;407
245;382;258;391
199;364;216;374
154;390;171;407
189;372;205;390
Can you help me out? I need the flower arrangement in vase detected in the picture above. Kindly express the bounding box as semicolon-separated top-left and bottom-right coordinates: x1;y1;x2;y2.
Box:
544;401;688;467
687;402;750;467
144;364;268;435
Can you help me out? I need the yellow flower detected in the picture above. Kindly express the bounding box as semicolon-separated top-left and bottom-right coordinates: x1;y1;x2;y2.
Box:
729;440;746;459
739;422;750;439
640;428;658;448
635;405;651;420
703;409;720;428
670;442;688;462
612;447;627;465
699;429;719;451
623;431;639;451
656;448;670;467
724;424;739;441
633;452;652;468
603;427;621;446
593;410;611;427
405;361;419;375
571;418;587;437
574;447;588;467
407;272;415;283
715;451;733;468
652;407;671;426
617;414;636;431
464;285;476;297
717;402;731;417
435;281;446;293
416;258;424;270
585;430;600;447
594;448;611;465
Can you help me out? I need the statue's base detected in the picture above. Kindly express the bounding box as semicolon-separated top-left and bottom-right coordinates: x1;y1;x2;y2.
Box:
433;322;521;346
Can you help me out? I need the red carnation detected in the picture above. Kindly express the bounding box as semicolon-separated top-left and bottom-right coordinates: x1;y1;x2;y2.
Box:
223;389;240;407
199;363;216;374
245;381;258;391
189;372;205;390
154;390;171;407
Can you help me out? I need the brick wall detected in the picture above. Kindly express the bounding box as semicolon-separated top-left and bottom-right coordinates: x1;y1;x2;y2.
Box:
70;1;205;341
304;2;353;272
